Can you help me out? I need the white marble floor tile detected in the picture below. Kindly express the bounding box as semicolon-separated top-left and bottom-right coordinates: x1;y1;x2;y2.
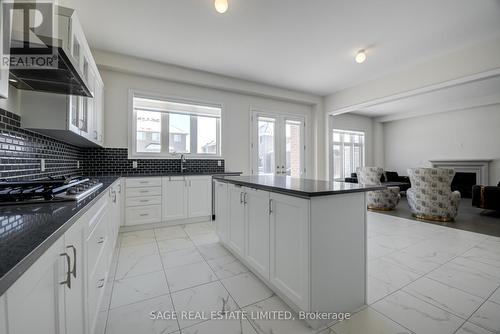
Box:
106;295;179;334
198;242;231;260
382;249;442;276
120;229;156;247
165;261;216;292
461;243;500;269
469;301;500;334
400;240;464;265
368;239;398;260
330;306;412;334
115;245;163;280
221;272;274;308
456;322;497;334
154;225;187;241
207;254;249;279
368;258;421;291
160;247;205;269
181;319;257;334
403;277;485;319
243;296;317;334
110;271;169;309
171;281;238;329
427;257;500;298
367;275;399;305
157;236;195;253
489;287;500;304
183;222;215;236
372;290;464;334
190;232;220;246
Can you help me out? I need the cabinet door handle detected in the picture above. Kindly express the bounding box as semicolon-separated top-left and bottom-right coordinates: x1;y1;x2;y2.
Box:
118;184;122;194
243;192;248;205
59;253;71;289
97;279;105;289
97;236;105;244
240;192;243;204
67;245;77;279
269;199;274;214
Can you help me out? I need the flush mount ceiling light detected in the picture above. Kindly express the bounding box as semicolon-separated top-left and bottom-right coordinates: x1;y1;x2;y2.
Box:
355;50;367;64
214;0;228;13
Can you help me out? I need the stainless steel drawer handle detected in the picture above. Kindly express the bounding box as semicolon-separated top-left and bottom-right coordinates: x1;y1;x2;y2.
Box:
67;245;77;279
139;213;149;217
97;279;105;289
139;190;149;193
139;199;149;203
97;236;105;244
59;253;71;289
140;181;148;184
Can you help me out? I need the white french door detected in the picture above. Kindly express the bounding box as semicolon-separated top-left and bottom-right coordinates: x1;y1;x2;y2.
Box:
251;111;305;177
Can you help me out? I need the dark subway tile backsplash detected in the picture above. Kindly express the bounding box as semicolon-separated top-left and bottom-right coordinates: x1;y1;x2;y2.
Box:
0;109;224;180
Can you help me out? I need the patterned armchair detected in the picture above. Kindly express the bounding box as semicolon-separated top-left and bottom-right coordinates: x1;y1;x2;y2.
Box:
357;167;401;211
407;168;461;222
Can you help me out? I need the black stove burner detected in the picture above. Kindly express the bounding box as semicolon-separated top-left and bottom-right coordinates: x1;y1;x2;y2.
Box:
0;176;90;205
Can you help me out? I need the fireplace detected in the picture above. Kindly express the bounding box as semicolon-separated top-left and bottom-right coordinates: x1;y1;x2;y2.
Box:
451;172;476;198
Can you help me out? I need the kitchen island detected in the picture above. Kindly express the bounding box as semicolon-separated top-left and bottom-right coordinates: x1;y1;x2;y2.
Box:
213;175;385;329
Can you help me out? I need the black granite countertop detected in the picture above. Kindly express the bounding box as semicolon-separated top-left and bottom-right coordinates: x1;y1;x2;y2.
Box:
214;175;386;198
93;171;242;178
0;176;120;295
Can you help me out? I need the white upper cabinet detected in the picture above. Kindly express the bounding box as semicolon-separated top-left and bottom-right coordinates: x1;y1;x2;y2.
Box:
0;0;10;99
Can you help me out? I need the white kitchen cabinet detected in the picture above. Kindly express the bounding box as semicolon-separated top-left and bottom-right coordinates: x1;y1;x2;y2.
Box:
93;77;105;145
245;187;271;279
64;219;86;334
214;180;228;243
269;192;310;311
0;0;11;99
227;184;246;257
6;238;66;334
187;176;212;218
108;181;122;250
0;294;6;334
126;177;162;226
162;177;188;221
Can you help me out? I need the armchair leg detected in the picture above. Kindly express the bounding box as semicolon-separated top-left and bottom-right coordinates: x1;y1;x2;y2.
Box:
413;214;454;222
367;206;395;212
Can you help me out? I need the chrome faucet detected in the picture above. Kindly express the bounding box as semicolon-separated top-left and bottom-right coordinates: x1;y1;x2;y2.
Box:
180;154;187;173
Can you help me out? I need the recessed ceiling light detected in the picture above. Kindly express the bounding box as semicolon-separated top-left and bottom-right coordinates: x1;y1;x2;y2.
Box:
355;50;367;64
214;0;228;13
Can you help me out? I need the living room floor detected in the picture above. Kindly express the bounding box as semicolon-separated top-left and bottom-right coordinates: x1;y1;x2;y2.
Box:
381;197;500;237
96;217;500;334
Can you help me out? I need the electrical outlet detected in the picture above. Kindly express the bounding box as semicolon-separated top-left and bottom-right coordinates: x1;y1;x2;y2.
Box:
132;161;138;169
218;160;222;167
40;159;46;172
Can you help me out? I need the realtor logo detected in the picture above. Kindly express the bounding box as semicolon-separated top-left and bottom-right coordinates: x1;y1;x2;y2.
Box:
1;0;58;69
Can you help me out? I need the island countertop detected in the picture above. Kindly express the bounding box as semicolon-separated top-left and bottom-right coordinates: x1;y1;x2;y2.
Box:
213;175;385;198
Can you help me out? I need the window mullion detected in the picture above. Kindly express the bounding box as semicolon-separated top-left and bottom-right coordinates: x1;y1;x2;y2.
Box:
190;115;197;154
161;113;169;155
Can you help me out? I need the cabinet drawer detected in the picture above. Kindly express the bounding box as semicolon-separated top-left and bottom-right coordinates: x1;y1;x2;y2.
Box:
126;177;162;188
87;250;108;334
125;205;162;226
87;217;109;276
126;195;162;207
126;187;162;197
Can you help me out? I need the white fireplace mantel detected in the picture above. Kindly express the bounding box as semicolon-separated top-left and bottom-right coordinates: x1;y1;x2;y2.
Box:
429;159;491;185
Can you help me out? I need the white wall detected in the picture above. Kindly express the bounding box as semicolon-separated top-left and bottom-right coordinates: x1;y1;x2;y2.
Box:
100;69;314;176
383;104;500;185
0;87;21;115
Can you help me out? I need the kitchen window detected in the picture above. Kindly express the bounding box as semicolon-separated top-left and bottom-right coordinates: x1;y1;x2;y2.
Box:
332;129;365;179
130;92;222;158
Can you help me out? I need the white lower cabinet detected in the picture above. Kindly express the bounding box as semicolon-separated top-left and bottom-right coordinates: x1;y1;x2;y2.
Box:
214;180;228;243
227;184;246;257
2;179;122;334
162;177;188;221
218;184;311;314
269;192;310;311
5;238;66;334
187;176;212;218
245;187;271;279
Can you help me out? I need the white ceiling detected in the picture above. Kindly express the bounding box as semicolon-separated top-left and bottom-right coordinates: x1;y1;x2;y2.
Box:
352;74;500;121
60;0;500;95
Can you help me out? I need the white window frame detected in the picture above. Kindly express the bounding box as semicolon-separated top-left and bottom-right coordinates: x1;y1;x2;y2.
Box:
331;128;365;180
250;109;307;177
128;90;223;159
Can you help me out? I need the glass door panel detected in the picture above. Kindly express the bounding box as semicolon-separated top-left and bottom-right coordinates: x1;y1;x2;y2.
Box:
257;117;276;176
285;120;303;177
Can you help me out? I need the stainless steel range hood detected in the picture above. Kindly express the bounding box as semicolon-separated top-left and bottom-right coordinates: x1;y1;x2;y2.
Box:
7;6;92;97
